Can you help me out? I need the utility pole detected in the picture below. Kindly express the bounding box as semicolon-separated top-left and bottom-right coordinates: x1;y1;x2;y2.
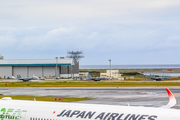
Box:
109;59;111;79
55;57;58;78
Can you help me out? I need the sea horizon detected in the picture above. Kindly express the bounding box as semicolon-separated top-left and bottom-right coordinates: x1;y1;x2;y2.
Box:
79;64;180;69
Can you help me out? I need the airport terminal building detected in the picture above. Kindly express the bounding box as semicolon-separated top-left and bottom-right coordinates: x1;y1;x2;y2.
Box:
0;57;79;79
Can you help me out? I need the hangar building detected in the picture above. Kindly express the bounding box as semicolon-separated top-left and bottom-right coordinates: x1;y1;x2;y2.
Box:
0;57;78;79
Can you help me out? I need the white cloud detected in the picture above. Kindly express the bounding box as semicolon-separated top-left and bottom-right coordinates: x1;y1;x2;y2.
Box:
1;0;180;24
0;35;17;47
47;27;73;35
0;0;180;64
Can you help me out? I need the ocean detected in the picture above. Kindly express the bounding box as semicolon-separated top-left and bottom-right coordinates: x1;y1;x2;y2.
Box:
79;65;180;69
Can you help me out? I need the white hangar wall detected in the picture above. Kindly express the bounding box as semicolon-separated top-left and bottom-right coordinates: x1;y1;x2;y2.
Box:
12;66;57;78
0;66;75;78
0;58;78;78
43;66;56;78
29;66;43;77
0;66;12;78
13;66;27;78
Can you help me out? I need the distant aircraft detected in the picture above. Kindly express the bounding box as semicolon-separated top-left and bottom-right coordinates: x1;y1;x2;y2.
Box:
17;74;39;82
0;88;179;120
150;74;169;81
87;74;109;81
11;76;16;79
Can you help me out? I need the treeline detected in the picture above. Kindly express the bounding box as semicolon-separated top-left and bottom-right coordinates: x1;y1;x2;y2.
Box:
121;72;142;76
79;71;100;77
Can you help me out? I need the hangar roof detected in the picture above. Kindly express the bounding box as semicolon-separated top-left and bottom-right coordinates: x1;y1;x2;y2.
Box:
0;59;74;66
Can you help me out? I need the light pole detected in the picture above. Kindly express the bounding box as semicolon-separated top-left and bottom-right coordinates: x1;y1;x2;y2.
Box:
55;57;58;78
109;59;111;79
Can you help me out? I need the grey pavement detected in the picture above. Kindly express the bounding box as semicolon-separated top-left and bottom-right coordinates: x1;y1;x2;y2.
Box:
0;87;180;109
1;79;180;82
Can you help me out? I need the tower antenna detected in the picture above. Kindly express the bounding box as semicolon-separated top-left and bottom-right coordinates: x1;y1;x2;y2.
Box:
66;50;84;62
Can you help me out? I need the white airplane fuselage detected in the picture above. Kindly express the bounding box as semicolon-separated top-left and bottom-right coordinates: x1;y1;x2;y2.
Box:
0;99;179;120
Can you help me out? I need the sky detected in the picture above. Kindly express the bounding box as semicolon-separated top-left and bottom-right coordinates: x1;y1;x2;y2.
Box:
0;0;180;65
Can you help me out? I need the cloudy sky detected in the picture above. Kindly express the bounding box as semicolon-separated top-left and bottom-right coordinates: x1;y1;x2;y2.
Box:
0;0;180;65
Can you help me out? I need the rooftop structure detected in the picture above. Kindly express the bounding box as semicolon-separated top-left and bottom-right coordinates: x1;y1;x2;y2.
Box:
0;59;74;66
0;55;3;60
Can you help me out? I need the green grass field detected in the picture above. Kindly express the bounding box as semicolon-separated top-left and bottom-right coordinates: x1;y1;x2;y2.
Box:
1;81;180;87
0;95;93;102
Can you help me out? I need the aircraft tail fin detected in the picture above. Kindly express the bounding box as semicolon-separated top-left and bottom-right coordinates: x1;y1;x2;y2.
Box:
150;74;155;79
17;74;22;79
33;74;39;80
161;88;176;108
150;74;152;78
88;74;92;79
150;74;154;79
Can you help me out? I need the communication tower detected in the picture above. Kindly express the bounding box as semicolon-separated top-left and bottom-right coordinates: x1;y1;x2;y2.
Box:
66;51;84;79
66;51;84;62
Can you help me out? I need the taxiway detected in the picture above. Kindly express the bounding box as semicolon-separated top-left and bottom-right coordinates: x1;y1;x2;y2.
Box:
0;87;180;109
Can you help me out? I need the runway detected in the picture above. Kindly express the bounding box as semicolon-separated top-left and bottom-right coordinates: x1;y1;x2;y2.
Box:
1;79;180;82
1;87;180;109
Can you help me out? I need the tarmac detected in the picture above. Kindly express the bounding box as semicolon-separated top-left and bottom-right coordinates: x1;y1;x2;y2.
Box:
1;79;180;82
0;87;180;109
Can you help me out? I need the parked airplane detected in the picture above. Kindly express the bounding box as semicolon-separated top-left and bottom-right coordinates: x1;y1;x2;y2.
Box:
17;74;39;82
88;74;109;81
150;74;169;81
11;76;16;79
0;88;179;120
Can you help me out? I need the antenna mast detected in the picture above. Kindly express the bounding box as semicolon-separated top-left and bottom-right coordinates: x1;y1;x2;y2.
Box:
66;51;84;62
